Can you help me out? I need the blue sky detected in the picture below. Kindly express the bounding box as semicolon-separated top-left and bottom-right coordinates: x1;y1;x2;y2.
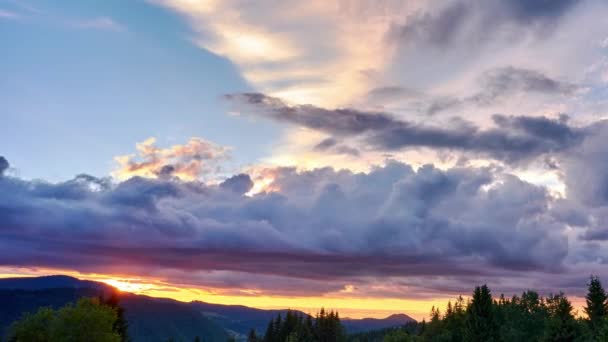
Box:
1;0;278;180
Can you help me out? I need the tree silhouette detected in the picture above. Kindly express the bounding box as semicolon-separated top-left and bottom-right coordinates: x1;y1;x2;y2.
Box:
103;292;130;342
260;309;344;342
585;275;608;332
544;293;579;342
465;285;498;342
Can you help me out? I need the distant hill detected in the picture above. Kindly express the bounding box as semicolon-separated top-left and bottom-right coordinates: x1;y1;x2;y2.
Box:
120;294;228;341
0;276;227;342
192;302;416;336
342;314;416;334
0;275;416;340
192;301;306;336
0;275;109;291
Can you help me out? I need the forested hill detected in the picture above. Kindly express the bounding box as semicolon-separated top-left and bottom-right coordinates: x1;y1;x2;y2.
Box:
0;285;228;341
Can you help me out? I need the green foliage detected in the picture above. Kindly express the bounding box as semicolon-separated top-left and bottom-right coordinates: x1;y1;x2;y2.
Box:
543;293;579;342
495;291;548;341
6;297;121;342
5;306;55;342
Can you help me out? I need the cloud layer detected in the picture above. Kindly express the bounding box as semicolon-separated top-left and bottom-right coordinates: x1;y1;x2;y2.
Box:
228;93;583;162
3;119;608;297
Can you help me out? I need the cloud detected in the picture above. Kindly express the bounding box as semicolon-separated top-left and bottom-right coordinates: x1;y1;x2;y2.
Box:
6;113;608;296
390;0;582;49
152;0;418;106
0;9;18;19
313;138;360;157
220;174;254;195
550;121;608;241
113;137;230;181
71;17;125;31
0;155;575;294
227;93;583;162
0;157;8;176
426;67;578;115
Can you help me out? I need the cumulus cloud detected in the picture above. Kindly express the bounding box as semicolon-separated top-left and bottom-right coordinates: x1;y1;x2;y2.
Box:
0;155;574;294
227;93;583;162
113;137;230;181
549;121;608;241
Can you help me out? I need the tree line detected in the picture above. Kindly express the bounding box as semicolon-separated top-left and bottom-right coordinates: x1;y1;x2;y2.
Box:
350;276;608;342
6;275;608;341
247;308;346;342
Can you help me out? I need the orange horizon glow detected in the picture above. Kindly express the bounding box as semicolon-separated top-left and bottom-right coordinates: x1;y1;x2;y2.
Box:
0;268;589;321
0;267;449;320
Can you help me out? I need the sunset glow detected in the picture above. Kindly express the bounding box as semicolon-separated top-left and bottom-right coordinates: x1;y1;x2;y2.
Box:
3;1;608;339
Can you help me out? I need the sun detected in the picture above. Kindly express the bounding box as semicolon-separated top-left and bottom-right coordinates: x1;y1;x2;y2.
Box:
100;279;154;293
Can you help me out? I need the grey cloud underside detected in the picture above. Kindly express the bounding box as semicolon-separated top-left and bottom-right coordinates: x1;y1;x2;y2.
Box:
0;157;8;176
313;138;360;156
391;0;582;48
427;67;578;115
227;93;583;161
0;156;571;285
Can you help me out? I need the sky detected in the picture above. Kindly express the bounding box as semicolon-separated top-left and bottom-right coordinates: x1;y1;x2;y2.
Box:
2;0;608;320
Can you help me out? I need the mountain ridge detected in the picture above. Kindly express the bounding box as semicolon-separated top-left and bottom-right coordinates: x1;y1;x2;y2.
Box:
0;275;416;340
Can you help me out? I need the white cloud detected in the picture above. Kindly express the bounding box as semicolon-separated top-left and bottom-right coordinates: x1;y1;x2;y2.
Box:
0;9;19;19
151;0;429;107
72;17;125;31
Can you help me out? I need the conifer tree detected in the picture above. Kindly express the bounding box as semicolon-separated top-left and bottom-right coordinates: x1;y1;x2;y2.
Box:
585;275;608;331
544;293;579;342
465;285;498;342
104;292;130;342
264;318;275;342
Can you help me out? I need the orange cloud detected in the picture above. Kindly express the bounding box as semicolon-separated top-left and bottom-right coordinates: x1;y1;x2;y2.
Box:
113;137;230;181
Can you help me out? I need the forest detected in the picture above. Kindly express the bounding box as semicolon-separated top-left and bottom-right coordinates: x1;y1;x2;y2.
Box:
5;276;608;342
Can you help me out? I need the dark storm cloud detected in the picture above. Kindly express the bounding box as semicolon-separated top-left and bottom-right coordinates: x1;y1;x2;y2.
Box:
0;157;570;287
227;93;583;161
391;0;582;48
